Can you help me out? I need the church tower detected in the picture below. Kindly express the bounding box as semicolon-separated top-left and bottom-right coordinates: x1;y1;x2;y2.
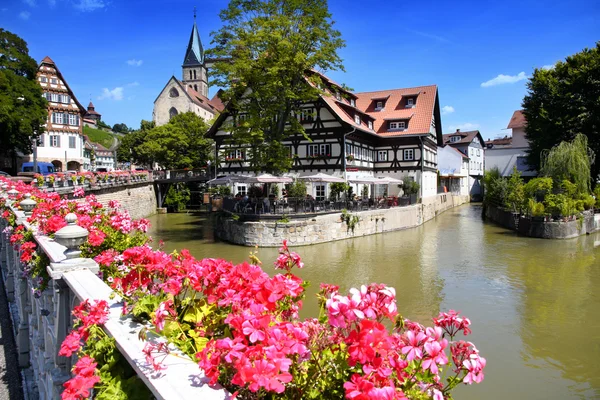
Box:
182;11;208;97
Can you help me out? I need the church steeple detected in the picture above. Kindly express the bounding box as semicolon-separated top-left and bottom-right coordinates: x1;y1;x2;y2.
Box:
182;11;204;66
182;9;208;97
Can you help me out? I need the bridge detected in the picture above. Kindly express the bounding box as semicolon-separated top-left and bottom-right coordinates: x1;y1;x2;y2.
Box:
151;168;215;208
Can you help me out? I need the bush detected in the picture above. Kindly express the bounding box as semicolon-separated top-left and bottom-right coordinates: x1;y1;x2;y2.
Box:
287;180;307;198
595;186;600;208
504;168;525;212
527;198;546;217
248;185;263;198
329;182;349;201
524;177;553;200
164;183;190;212
399;180;420;196
210;185;231;197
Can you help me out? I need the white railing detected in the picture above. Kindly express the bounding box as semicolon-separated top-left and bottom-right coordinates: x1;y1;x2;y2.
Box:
0;202;230;399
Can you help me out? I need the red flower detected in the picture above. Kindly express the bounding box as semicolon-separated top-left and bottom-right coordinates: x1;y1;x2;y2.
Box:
59;331;82;357
87;229;106;247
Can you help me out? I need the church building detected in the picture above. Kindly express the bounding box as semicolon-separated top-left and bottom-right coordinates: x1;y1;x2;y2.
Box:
153;16;224;126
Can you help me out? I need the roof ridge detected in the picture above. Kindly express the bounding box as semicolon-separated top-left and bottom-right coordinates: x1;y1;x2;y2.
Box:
355;84;437;95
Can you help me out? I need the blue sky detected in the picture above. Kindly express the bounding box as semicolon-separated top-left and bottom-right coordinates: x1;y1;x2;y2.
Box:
1;0;599;140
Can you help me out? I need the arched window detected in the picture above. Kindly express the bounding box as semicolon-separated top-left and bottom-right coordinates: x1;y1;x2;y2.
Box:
169;107;178;120
169;88;179;98
194;84;198;92
189;70;192;80
193;70;197;79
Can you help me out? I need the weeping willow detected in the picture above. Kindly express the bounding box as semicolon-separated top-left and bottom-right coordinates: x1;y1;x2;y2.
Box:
540;134;595;193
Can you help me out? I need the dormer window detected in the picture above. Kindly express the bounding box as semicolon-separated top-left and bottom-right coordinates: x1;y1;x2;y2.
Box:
375;101;384;111
368;121;373;130
335;91;341;101
354;115;361;125
388;121;406;131
350;99;356;107
407;98;414;106
450;136;461;143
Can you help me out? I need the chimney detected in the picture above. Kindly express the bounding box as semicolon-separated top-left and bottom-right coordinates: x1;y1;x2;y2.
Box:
456;129;460;132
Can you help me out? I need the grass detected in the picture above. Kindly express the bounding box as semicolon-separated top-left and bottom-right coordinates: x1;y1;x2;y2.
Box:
83;126;116;149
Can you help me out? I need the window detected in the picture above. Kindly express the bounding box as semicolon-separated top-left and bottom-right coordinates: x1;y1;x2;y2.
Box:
227;149;245;160
450;136;461;143
40;76;47;83
350;99;356;107
398;121;406;129
236;185;247;196
169;107;178;119
354;115;361;125
169;88;179;97
375;101;383;110
189;71;192;80
407;98;414;106
62;94;70;104
368;121;373;130
404;149;414;160
308;144;331;157
52;112;64;124
37;135;44;147
51;78;58;84
476;149;481;156
51;93;59;102
50;135;60;147
377;151;388;162
346;143;352;154
193;70;197;79
315;184;325;201
298;108;314;122
335;92;341;101
69;136;76;148
194;84;198;92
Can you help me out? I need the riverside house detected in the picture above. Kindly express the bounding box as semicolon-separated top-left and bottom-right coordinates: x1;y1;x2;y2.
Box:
19;56;87;173
207;71;444;200
442;129;486;200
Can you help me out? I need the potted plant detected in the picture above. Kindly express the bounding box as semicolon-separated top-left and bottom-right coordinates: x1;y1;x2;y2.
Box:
34;174;44;188
47;174;55;187
399;180;420;204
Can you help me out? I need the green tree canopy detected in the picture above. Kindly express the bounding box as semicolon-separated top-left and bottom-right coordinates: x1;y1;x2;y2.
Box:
112;123;131;133
208;0;345;174
119;113;212;169
523;42;600;185
0;29;47;159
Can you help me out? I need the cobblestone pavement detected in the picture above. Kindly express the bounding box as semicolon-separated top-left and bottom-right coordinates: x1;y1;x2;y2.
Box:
0;276;24;400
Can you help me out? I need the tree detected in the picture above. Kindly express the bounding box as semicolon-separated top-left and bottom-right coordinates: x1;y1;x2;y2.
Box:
523;42;600;185
540;134;593;193
116;120;154;164
124;113;212;169
0;29;47;163
112;123;131;133
208;0;345;174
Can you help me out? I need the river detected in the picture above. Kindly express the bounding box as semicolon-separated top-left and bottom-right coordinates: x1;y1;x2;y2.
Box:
147;204;600;399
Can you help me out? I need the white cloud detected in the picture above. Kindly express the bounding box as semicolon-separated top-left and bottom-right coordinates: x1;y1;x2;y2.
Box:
541;64;555;70
481;72;528;87
127;59;143;67
23;0;36;6
74;0;105;12
448;122;480;131
19;11;31;19
441;105;455;115
98;87;124;101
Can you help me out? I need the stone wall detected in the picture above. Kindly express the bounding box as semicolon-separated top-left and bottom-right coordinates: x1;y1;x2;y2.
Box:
485;205;600;239
215;194;470;247
88;183;157;220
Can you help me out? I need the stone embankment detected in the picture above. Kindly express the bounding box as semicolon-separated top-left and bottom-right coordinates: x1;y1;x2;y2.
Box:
485;205;600;239
215;194;470;247
85;183;157;220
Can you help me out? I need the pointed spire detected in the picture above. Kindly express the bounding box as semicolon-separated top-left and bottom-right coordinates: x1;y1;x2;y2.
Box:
182;13;204;66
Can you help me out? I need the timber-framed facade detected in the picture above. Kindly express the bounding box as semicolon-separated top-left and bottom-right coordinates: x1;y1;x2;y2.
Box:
207;72;443;199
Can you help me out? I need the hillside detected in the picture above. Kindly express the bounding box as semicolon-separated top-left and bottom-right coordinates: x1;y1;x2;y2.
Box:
83;126;117;149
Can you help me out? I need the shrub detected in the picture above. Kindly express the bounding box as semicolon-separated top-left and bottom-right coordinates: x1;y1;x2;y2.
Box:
287;180;307;198
400;180;420;196
164;183;190;212
504;167;525;213
527;198;546;217
524;177;553;201
329;182;349;201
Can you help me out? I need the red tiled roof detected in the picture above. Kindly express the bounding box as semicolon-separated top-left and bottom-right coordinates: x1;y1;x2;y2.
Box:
507;110;526;129
354;85;437;137
209;90;225;112
41;56;55;64
442;130;481;145
486;136;512;146
449;146;468;158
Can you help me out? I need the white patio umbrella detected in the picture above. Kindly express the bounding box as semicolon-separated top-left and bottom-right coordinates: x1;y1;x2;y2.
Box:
242;173;293;184
207;174;248;185
375;176;404;185
347;176;379;184
298;173;346;183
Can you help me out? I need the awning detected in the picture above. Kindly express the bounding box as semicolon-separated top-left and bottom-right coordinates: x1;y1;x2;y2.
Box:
298;173;346;183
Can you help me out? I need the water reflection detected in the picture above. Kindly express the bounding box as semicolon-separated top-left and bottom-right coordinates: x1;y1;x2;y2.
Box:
147;206;600;400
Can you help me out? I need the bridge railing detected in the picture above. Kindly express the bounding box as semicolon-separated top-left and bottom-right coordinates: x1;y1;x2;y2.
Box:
0;200;229;399
152;168;213;182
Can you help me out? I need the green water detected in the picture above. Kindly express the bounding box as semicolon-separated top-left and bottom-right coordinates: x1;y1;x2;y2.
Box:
147;205;600;399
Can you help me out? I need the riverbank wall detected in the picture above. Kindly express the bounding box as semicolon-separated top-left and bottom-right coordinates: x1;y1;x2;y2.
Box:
485;205;600;239
215;193;469;247
87;183;157;220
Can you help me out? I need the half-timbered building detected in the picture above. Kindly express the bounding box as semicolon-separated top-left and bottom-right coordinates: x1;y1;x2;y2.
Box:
19;56;87;172
207;72;443;199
